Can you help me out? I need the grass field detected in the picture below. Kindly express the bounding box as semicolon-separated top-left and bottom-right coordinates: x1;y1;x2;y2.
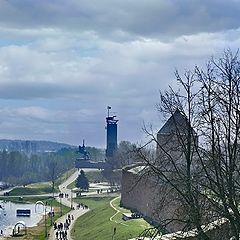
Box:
72;196;151;240
8;184;55;196
7;168;75;196
55;168;75;187
111;197;133;214
0;195;50;203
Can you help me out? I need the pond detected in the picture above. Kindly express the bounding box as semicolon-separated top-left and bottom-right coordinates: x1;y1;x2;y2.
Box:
0;200;47;236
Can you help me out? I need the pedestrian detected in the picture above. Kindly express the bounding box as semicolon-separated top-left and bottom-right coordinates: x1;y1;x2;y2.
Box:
56;231;58;239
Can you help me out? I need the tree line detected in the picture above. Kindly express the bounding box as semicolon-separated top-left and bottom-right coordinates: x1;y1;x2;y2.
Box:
0;148;76;185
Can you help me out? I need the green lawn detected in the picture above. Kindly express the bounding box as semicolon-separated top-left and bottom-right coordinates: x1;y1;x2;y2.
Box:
71;196;151;240
0;195;50;203
66;180;75;190
8;185;56;196
8;169;75;196
111;197;132;214
55;168;75;187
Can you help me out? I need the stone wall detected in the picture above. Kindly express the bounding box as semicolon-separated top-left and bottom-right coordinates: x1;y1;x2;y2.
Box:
121;164;185;232
121;165;156;219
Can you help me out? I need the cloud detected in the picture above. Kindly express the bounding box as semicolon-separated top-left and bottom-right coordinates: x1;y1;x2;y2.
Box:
0;1;239;146
0;106;102;144
0;0;240;40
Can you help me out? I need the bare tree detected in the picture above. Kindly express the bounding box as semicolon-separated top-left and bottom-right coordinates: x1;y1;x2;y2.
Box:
47;157;58;226
195;50;240;239
140;71;211;239
134;50;240;239
115;140;153;168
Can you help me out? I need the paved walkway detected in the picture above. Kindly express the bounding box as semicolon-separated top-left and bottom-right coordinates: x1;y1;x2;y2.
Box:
0;168;114;239
48;170;89;240
109;196;128;227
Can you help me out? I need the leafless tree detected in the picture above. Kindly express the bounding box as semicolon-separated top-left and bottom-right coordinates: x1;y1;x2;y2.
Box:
135;50;240;239
47;157;58;225
115;140;153;168
195;50;240;239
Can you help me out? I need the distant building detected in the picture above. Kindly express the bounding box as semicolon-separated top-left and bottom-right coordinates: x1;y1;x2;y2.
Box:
75;140;107;170
105;106;118;168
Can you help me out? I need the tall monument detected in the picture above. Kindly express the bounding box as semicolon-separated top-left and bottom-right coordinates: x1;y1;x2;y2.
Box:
106;106;118;167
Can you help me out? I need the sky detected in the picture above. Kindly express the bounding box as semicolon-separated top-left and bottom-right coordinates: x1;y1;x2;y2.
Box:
0;0;239;147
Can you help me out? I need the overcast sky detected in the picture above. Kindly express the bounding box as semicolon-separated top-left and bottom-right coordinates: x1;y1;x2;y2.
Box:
0;0;239;147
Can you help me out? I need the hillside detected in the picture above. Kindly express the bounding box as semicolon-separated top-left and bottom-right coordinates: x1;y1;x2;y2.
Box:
0;139;75;154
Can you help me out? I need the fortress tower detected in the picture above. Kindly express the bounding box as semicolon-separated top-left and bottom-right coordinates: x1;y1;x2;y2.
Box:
156;109;198;159
121;109;199;232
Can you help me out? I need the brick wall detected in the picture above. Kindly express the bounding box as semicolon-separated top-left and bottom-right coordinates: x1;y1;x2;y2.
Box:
121;165;185;232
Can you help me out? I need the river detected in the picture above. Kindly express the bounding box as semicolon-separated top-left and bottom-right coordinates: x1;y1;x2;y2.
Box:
0;200;46;236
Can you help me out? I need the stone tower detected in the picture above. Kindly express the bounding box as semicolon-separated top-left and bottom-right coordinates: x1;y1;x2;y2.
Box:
156;109;197;159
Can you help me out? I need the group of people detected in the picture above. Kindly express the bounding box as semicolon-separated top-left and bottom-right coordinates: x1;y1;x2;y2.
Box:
96;189;103;194
96;187;119;194
59;193;69;198
76;202;88;210
54;214;74;240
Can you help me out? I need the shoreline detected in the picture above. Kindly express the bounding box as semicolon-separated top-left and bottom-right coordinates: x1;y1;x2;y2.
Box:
0;210;47;239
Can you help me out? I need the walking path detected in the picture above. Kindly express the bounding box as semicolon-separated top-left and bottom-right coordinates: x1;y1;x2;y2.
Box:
110;196;121;222
109;196;128;226
0;168;115;239
48;170;89;240
48;168;111;240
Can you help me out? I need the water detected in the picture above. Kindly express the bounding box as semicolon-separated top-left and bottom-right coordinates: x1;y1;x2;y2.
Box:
0;200;46;236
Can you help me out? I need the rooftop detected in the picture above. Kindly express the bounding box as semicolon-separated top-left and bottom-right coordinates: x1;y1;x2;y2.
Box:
158;109;196;135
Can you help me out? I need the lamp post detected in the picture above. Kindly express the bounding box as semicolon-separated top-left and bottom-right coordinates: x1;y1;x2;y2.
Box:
50;198;53;226
44;201;48;239
60;195;63;216
71;189;73;209
112;227;116;240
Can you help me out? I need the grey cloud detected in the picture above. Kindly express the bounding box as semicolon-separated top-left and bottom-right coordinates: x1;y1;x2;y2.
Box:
0;0;239;146
0;105;104;145
0;0;240;40
0;31;238;101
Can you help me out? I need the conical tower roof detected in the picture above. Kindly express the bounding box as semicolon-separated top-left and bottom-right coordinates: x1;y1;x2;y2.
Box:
158;109;196;135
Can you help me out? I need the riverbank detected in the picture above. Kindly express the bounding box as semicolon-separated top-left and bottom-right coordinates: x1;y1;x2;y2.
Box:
0;197;70;239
